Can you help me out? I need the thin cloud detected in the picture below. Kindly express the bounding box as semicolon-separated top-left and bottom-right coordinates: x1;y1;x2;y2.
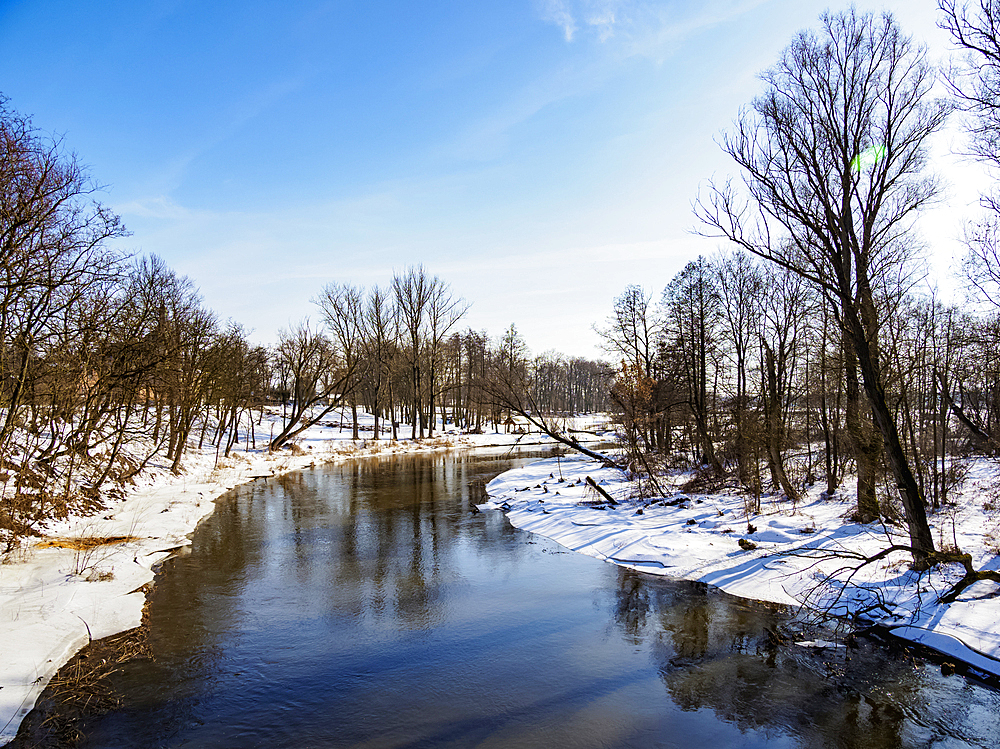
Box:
455;0;767;163
586;7;618;42
614;0;772;62
536;0;772;55
115;195;198;220
539;0;578;41
538;0;621;43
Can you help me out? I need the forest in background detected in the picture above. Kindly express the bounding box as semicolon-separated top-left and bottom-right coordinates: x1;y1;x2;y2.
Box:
0;100;610;549
4;0;1000;585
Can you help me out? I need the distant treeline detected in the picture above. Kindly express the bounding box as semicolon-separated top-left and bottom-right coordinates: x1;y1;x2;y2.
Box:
274;273;613;450
0;97;611;549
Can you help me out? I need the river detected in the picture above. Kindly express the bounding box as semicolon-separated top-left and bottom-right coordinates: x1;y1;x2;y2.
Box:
30;448;1000;747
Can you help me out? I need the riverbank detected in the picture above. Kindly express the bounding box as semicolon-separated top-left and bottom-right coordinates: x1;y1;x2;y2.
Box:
482;454;1000;683
0;411;608;745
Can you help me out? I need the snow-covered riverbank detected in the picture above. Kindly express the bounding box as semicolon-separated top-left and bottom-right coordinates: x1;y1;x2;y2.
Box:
0;412;606;745
482;454;1000;682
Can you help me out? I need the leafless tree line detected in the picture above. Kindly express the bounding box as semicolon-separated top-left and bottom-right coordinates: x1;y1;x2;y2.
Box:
0;163;272;548
282;277;613;448
595;4;1000;591
0;98;612;547
0;97;275;547
600;255;991;510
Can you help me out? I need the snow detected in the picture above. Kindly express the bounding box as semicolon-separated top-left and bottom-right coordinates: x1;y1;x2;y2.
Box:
0;410;611;745
483;453;1000;681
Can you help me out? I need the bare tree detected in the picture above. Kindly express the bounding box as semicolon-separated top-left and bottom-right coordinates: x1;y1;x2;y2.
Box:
0;97;127;453
939;1;1000;180
480;324;613;463
937;2;1000;448
595;285;659;378
661;256;723;474
268;321;354;450
961;218;1000;308
361;285;397;440
696;9;948;559
813;298;846;498
758;266;810;503
393;266;433;439
716;251;764;491
596;285;663;452
316;282;366;440
424;279;469;436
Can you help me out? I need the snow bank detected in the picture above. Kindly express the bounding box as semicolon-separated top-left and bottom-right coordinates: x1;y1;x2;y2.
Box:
0;410;610;745
483;454;1000;679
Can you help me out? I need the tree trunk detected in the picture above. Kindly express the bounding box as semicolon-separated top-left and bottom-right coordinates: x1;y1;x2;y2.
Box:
763;343;800;502
844;303;935;560
843;336;880;521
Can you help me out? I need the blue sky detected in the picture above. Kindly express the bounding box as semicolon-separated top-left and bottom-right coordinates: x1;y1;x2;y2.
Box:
0;0;981;357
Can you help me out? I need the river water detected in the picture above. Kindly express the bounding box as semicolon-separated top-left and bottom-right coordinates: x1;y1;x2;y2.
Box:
67;448;998;747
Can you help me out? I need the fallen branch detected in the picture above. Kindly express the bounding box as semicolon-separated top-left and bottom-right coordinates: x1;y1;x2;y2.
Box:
779;543;916;618
585;476;618;506
779;542;1000;614
480;366;617;466
931;551;1000;604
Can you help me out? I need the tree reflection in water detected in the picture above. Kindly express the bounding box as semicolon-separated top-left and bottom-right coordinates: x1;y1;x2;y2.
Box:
612;567;999;748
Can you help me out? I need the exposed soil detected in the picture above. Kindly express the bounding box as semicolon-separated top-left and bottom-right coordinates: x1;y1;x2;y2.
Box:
7;591;152;749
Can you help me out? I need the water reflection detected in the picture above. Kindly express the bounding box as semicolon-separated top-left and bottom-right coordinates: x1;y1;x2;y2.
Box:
55;449;1000;749
610;568;1000;748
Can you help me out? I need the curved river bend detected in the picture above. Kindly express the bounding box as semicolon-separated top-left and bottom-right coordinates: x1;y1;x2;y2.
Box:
49;449;1000;747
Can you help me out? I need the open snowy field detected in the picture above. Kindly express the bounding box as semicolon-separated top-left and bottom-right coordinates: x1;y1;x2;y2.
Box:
0;410;610;745
483;453;1000;682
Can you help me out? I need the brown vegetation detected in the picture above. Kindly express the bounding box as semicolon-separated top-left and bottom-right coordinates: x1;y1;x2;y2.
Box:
35;535;139;551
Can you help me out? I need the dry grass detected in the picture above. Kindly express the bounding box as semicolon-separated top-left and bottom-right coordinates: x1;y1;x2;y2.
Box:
0;492;50;546
424;436;455;447
8;620;152;748
35;536;139;551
